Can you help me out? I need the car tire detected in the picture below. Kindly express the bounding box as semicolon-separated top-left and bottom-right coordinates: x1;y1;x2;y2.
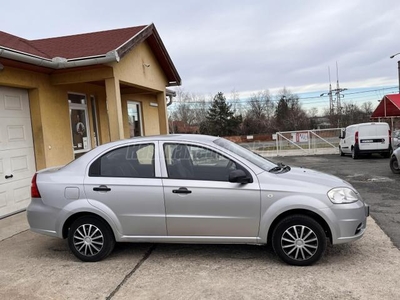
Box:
68;216;115;262
272;214;326;266
351;148;358;159
339;147;345;156
390;156;400;174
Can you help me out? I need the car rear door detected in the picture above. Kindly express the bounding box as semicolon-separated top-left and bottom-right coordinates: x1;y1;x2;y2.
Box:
84;141;166;236
160;141;261;239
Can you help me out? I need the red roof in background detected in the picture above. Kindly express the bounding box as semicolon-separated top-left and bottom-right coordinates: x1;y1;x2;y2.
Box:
0;26;146;59
371;94;400;118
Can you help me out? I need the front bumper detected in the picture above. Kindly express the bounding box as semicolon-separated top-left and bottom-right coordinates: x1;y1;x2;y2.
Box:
325;201;369;245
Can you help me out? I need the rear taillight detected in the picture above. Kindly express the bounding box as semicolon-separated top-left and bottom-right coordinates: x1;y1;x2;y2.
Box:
355;131;359;144
389;130;392;142
31;173;41;198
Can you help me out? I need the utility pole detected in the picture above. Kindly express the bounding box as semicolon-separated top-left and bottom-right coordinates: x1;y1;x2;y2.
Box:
390;52;400;93
320;64;347;127
333;62;347;127
320;67;335;115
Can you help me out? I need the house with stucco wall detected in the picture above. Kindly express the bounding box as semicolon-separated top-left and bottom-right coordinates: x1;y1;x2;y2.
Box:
0;24;181;217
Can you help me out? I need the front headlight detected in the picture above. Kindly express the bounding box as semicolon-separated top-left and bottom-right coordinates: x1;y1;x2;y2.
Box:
327;187;360;204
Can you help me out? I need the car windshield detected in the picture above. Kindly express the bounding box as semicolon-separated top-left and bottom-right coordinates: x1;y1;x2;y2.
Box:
213;137;277;171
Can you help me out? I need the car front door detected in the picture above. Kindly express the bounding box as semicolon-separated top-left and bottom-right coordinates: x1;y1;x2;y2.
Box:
161;142;261;239
84;142;166;236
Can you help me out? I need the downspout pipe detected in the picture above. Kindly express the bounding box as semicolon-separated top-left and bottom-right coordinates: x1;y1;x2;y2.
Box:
166;89;176;106
0;47;119;69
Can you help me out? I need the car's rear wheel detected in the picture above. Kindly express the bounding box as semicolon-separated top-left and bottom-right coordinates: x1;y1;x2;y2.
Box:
390;156;400;174
351;148;358;159
272;215;326;266
68;216;115;262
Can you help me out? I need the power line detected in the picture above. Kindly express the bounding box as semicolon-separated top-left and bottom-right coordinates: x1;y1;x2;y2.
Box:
169;86;398;106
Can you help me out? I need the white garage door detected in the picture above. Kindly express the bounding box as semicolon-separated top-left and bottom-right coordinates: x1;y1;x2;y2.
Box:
0;87;36;218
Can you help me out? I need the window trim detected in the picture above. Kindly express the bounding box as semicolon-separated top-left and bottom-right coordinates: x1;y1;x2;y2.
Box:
68;92;91;156
88;143;156;178
162;142;253;182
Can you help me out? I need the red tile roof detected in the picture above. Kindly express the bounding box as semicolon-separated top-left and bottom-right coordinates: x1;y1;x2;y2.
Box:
0;24;181;85
31;26;146;59
0;26;146;59
0;31;48;57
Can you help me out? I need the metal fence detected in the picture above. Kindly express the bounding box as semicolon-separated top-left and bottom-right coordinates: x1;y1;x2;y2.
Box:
242;128;342;157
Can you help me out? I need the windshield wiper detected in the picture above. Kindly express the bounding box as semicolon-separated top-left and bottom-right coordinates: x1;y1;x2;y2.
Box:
269;162;291;173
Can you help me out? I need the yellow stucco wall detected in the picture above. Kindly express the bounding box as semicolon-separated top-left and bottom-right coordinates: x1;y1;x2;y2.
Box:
121;94;161;138
0;38;171;170
112;41;168;92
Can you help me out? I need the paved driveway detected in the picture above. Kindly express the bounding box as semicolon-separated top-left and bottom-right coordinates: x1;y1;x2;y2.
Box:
0;154;399;300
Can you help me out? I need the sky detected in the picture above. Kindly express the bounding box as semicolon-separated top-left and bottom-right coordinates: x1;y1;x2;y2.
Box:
2;0;400;112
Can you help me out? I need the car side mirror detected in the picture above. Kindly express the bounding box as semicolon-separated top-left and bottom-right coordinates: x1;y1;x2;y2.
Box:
229;169;251;184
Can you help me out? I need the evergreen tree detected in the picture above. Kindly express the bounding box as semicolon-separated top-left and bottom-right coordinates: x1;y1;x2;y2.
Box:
200;92;242;136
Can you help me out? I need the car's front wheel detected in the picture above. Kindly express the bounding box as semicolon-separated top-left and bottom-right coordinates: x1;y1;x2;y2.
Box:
390;156;400;174
68;216;115;262
339;147;345;156
272;215;326;266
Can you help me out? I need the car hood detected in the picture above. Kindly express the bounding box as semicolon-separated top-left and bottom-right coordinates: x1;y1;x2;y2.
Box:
258;166;352;194
282;166;350;187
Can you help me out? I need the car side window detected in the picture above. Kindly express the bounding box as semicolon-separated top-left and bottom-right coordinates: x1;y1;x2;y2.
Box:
89;143;155;178
164;143;247;181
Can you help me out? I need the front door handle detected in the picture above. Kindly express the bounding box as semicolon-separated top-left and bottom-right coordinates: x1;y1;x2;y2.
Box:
172;187;192;194
93;185;111;192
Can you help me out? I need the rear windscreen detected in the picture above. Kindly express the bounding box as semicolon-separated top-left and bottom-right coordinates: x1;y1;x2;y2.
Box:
359;124;388;137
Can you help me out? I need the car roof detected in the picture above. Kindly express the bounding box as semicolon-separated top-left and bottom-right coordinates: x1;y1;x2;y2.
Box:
62;134;221;171
127;134;218;143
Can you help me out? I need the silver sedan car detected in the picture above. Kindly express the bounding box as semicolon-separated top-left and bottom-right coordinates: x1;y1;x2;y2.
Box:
390;147;400;174
27;134;369;266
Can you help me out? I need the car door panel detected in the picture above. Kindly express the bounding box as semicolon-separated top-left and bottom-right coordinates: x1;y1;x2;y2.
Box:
163;179;260;237
161;142;261;238
84;142;166;236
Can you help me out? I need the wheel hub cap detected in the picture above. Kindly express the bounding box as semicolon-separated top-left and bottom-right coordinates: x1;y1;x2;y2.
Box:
73;224;104;257
281;225;318;261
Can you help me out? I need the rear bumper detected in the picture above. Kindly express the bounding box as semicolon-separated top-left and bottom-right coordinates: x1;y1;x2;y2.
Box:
26;198;61;238
355;144;391;155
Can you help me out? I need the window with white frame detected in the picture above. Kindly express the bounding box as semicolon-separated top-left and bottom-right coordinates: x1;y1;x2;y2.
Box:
68;93;91;155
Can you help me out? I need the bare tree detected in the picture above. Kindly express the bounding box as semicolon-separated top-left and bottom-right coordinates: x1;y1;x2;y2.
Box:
274;88;310;131
242;90;275;134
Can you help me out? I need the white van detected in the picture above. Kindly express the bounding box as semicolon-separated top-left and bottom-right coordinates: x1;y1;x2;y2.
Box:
339;122;391;159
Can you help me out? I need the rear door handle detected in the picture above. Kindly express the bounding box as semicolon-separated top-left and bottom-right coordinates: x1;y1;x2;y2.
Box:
172;187;192;194
5;174;13;179
93;185;111;192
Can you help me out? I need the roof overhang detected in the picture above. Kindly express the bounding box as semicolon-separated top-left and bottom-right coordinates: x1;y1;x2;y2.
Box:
0;24;181;86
